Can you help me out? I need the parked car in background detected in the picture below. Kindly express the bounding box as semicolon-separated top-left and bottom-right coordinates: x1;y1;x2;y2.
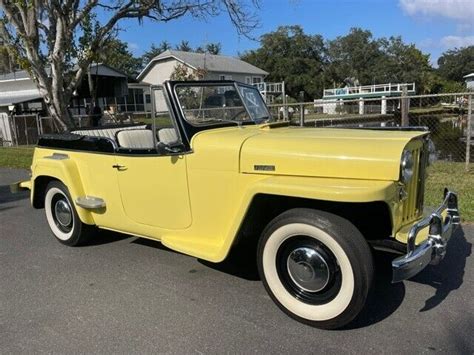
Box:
12;81;460;329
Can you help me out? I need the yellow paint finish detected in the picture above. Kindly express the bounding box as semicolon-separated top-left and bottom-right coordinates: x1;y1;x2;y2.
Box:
19;180;32;190
25;125;431;262
241;126;426;181
31;148;119;226
114;154;192;229
395;204;450;245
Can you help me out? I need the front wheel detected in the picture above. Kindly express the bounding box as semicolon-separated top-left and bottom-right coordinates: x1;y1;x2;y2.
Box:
257;208;373;329
44;181;93;246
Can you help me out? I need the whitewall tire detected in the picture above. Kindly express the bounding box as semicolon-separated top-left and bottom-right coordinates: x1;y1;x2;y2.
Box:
257;208;373;329
44;181;93;246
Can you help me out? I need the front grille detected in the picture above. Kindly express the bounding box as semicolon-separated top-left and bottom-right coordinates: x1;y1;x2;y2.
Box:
402;143;428;222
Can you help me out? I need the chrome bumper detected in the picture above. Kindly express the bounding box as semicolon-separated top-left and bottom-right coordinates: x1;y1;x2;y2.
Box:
392;189;460;283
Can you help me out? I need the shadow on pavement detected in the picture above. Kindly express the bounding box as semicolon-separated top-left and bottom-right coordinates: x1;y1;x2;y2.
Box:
198;239;260;281
82;229;131;246
410;227;471;312
131;237;180;254
72;223;471;327
0;185;29;205
0;205;18;212
343;251;406;329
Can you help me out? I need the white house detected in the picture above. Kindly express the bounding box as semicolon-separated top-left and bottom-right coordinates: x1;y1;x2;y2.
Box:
137;50;268;86
464;73;474;91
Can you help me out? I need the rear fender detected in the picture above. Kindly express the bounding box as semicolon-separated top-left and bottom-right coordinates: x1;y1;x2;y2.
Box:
32;155;95;225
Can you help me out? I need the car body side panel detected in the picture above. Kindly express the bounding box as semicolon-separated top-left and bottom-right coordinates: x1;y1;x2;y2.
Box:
31;148;123;227
28;125;423;263
114;154;192;229
160;173;398;262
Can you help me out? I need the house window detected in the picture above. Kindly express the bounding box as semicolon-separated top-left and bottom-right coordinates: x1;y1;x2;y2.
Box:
252;77;262;84
220;75;232;81
245;76;252;84
145;94;151;104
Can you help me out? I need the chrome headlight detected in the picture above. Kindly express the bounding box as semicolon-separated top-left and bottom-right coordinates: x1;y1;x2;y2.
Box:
400;150;414;183
427;139;437;165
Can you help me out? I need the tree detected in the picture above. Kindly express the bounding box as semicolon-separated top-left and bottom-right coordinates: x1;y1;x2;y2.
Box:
376;36;431;92
196;42;222;54
243;27;437;99
100;39;142;77
175;40;192;52
241;25;326;99
0;0;259;131
437;46;474;82
325;28;384;87
170;63;206;80
0;43;13;73
205;42;222;55
141;43;162;68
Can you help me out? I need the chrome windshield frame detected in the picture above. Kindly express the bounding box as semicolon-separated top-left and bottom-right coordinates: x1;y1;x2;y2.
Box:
172;81;272;127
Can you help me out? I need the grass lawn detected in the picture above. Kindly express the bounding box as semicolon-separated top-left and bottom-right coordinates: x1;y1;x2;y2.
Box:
0;146;34;169
0;146;473;221
425;162;474;223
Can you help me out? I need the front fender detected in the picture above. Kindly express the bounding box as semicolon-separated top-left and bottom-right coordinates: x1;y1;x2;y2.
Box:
246;175;398;203
208;175;398;262
32;154;95;225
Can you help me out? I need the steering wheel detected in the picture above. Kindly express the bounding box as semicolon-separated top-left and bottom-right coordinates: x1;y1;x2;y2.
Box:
229;109;248;121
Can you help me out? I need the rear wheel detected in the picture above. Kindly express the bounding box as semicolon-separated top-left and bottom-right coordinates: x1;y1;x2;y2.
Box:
257;208;373;329
44;181;93;246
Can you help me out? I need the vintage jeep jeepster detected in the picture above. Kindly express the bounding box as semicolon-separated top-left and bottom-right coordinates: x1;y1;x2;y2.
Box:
13;81;460;329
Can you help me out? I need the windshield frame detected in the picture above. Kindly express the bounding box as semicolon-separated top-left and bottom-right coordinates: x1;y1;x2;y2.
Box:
172;81;272;127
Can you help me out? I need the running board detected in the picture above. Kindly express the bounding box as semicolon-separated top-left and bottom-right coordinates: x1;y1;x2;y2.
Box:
75;196;106;209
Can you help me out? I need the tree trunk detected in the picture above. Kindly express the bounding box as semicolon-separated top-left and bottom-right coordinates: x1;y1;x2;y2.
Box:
45;99;73;132
29;70;73;132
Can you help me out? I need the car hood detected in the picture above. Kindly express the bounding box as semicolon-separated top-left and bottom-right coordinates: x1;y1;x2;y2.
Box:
240;125;427;181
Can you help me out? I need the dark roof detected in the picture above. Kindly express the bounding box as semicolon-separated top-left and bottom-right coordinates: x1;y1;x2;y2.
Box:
88;63;128;78
138;50;268;80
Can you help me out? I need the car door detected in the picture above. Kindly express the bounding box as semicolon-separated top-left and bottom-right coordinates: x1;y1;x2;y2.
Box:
114;153;191;229
114;87;192;230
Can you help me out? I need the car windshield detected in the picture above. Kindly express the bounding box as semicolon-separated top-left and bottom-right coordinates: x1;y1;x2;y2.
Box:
174;83;272;125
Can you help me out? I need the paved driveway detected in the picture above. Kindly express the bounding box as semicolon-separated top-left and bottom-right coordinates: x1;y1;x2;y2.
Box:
0;168;473;354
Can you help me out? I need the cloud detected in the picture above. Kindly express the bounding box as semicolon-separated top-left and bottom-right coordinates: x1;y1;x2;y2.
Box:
418;38;435;48
128;42;139;51
400;0;474;21
456;22;474;33
440;35;474;48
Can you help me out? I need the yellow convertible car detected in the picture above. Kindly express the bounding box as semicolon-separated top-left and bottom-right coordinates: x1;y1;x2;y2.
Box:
12;81;459;329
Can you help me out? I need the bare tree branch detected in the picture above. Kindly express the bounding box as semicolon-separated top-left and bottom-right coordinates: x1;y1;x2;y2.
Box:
0;0;260;130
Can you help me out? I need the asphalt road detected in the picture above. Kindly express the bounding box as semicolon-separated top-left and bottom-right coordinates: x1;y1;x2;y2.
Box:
1;167;473;354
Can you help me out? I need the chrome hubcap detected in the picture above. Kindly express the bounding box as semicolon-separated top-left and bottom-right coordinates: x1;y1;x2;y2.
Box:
54;199;72;227
286;247;330;292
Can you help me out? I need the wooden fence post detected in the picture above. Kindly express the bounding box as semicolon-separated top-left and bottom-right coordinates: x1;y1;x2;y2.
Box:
300;104;305;127
401;86;409;126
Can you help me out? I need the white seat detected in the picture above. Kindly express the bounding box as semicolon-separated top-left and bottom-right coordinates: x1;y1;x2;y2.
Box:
116;129;155;149
72;125;146;141
158;128;178;145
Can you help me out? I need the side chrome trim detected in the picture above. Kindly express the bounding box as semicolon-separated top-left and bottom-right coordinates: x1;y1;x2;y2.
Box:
75;196;106;209
392;189;460;283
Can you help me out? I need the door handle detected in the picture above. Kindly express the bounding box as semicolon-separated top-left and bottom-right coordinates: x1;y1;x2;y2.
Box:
112;164;127;171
